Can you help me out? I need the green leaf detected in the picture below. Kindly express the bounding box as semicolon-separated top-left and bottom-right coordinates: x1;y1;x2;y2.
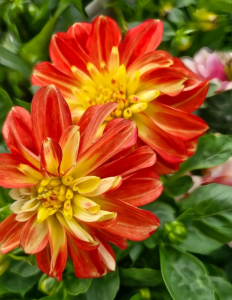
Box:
120;268;162;287
19;3;69;65
164;175;193;196
210;276;232;300
199;91;232;135
160;244;215;300
173;134;232;178
178;184;232;254
13;99;31;112
0;259;41;298
167;8;184;25
0;88;13;132
0;204;11;222
0;46;31;78
79;269;119;300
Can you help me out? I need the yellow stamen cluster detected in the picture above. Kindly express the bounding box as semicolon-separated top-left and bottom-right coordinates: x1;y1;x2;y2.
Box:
36;176;76;222
70;46;160;121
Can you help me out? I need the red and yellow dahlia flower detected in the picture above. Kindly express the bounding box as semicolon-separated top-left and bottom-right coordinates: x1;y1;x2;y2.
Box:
0;85;162;280
31;16;209;173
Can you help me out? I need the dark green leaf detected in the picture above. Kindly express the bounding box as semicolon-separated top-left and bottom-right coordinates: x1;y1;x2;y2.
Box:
178;184;232;254
13;99;31;112
120;268;162;287
79;269;119;300
173;134;232;178
210;276;232;300
0;46;31;78
164;175;193;196
19;3;69;65
0;88;13;132
160;244;215;300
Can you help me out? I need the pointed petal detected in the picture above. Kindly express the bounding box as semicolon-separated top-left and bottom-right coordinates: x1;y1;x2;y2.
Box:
46;216;67;281
86;16;121;66
95;198;160;241
40;138;62;177
132;113;187;165
59;126;80;175
50;32;93;76
80;176;122;197
146;102;208;142
93;145;156;178
20;215;48;254
127;50;173;77
94;229;127;250
120;19;163;67
156;81;209;113
3;107;40;168
31;62;79;98
67;235;105;278
56;212;99;251
0;154;40;188
0;215;25;254
71;119;137;178
108;170;163;206
67;22;92;48
31;85;72;153
78;103;118;154
139;68;186;95
16;211;36;222
95;236;115;271
36;244;52;278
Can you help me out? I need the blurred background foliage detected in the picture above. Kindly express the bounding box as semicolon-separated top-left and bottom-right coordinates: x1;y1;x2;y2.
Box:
0;1;232;299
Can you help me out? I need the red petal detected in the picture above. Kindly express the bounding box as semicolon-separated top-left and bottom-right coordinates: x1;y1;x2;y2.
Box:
31;85;72;153
92;145;156;178
67;235;105;278
146;102;208;142
46;216;67;281
107;170;163;206
40;138;63;177
95;236;115;271
0;154;40;188
36;244;52;278
78;103;118;154
133;113;187;165
31;62;78;98
120;19;163;67
94;229;127;250
86;16;121;66
50;32;93;76
156;81;209;113
0;214;25;254
72;119;137;178
185;139;198;157
95;198;160;241
67;22;92;49
140;68;186;95
153;156;179;175
127;50;173;77
20;215;48;254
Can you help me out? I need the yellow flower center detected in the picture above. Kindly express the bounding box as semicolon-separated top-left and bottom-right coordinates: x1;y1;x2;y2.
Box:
10;175;117;224
70;46;160;121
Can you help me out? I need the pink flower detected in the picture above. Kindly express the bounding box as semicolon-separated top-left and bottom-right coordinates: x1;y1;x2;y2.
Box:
182;48;232;93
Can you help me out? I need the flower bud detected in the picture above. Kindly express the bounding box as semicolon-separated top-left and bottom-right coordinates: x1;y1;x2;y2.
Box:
39;274;60;295
164;221;187;244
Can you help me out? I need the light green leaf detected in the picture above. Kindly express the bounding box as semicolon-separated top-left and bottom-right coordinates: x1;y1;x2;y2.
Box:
160;244;215;300
120;268;162;287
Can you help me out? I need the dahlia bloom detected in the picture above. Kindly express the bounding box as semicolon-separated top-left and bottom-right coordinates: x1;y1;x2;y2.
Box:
31;16;209;174
182;48;232;93
0;85;162;280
